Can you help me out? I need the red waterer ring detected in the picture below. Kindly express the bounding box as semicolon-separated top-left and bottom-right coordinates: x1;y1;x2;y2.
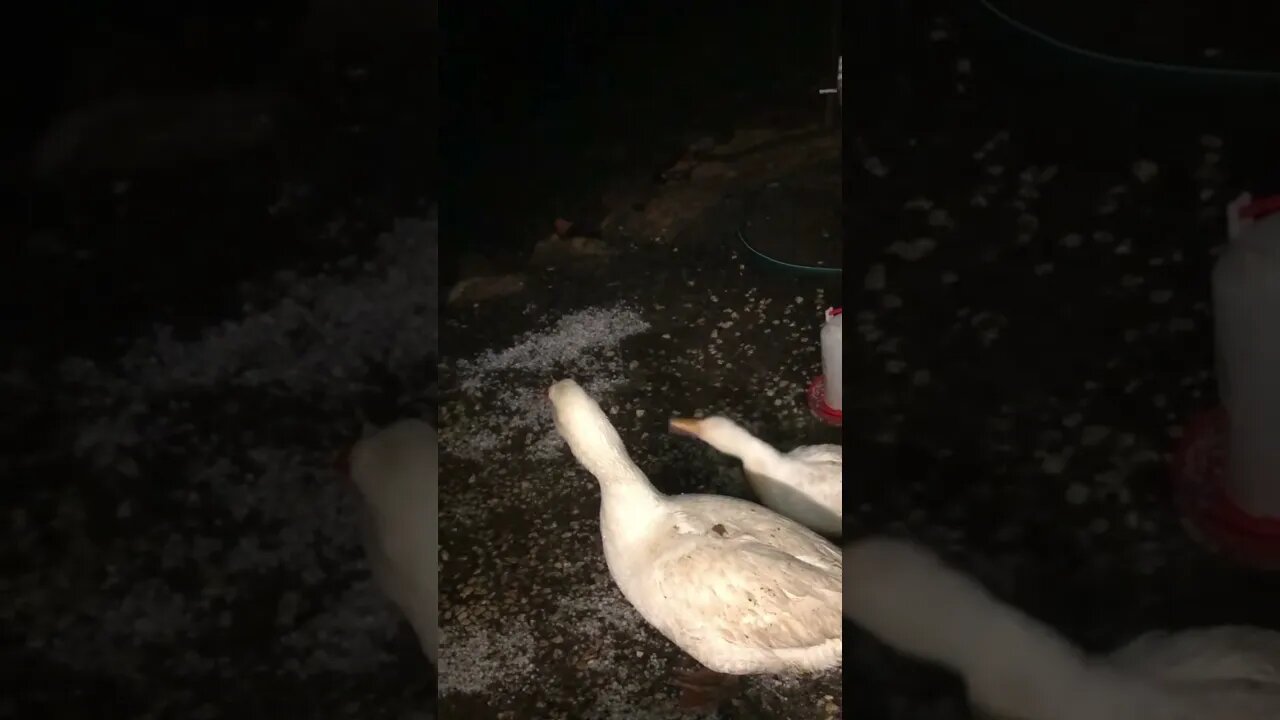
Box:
1172;407;1280;570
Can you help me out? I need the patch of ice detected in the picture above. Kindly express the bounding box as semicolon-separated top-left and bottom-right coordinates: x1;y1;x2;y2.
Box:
437;618;538;697
457;306;648;389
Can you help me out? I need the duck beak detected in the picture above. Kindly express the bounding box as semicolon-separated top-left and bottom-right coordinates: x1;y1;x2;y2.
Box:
668;417;704;438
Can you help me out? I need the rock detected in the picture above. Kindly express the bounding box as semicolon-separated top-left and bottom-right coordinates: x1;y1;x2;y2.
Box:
1065;483;1090;505
447;274;526;305
864;264;886;291
886;238;936;261
689;161;737;181
529;235;611;265
688;136;717;153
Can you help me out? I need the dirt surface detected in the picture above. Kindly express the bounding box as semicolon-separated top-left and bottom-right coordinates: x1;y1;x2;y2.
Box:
985;0;1280;69
438;130;842;719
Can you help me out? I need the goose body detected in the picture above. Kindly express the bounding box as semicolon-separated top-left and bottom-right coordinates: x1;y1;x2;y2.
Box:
550;380;842;676
843;537;1280;720
345;418;439;664
669;416;842;536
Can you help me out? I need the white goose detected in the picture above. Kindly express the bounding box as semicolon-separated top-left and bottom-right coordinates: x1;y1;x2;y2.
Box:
844;537;1280;720
341;418;439;665
669;416;842;536
549;380;842;708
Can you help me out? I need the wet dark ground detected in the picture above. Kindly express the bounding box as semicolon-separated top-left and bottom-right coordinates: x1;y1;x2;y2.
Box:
846;4;1280;718
739;158;842;269
985;0;1280;69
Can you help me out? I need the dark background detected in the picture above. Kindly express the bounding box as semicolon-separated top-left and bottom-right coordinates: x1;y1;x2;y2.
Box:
440;0;839;290
3;0;436;369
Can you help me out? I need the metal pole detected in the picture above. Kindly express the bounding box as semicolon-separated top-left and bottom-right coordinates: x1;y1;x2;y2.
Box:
825;0;839;127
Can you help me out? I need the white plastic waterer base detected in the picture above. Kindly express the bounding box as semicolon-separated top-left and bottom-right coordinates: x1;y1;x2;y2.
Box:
1173;407;1280;570
809;307;842;426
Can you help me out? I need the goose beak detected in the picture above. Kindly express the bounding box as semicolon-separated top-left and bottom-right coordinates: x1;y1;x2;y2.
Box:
668;417;704;438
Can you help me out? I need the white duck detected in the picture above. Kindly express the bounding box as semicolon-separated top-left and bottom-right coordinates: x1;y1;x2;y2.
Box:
668;416;842;536
340;418;439;665
844;537;1280;720
549;380;842;709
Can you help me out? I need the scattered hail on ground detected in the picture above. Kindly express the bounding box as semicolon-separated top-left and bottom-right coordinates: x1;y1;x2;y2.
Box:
5;216;438;718
437;135;843;718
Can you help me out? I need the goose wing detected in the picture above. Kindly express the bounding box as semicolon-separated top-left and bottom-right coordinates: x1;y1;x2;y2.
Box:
651;501;842;656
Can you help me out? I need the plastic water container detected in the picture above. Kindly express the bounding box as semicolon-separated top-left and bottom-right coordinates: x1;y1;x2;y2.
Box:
1214;195;1280;518
806;307;843;426
821;308;842;411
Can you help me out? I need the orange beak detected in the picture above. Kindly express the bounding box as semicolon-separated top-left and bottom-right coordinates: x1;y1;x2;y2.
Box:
668;417;704;438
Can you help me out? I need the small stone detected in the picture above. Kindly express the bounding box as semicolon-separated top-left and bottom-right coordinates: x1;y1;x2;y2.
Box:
887;238;937;261
1060;233;1083;248
1065;483;1090;505
1150;290;1173;304
864;264;887;291
864;157;889;177
1042;454;1068;474
1081;426;1110;446
1132;159;1159;183
927;208;953;228
912;369;931;386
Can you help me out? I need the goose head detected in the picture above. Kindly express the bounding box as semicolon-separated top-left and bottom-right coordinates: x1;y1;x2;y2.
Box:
668;415;780;469
550;379;648;488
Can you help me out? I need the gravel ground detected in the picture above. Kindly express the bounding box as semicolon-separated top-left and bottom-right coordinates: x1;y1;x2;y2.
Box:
845;7;1280;719
438;142;843;719
2;217;438;719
